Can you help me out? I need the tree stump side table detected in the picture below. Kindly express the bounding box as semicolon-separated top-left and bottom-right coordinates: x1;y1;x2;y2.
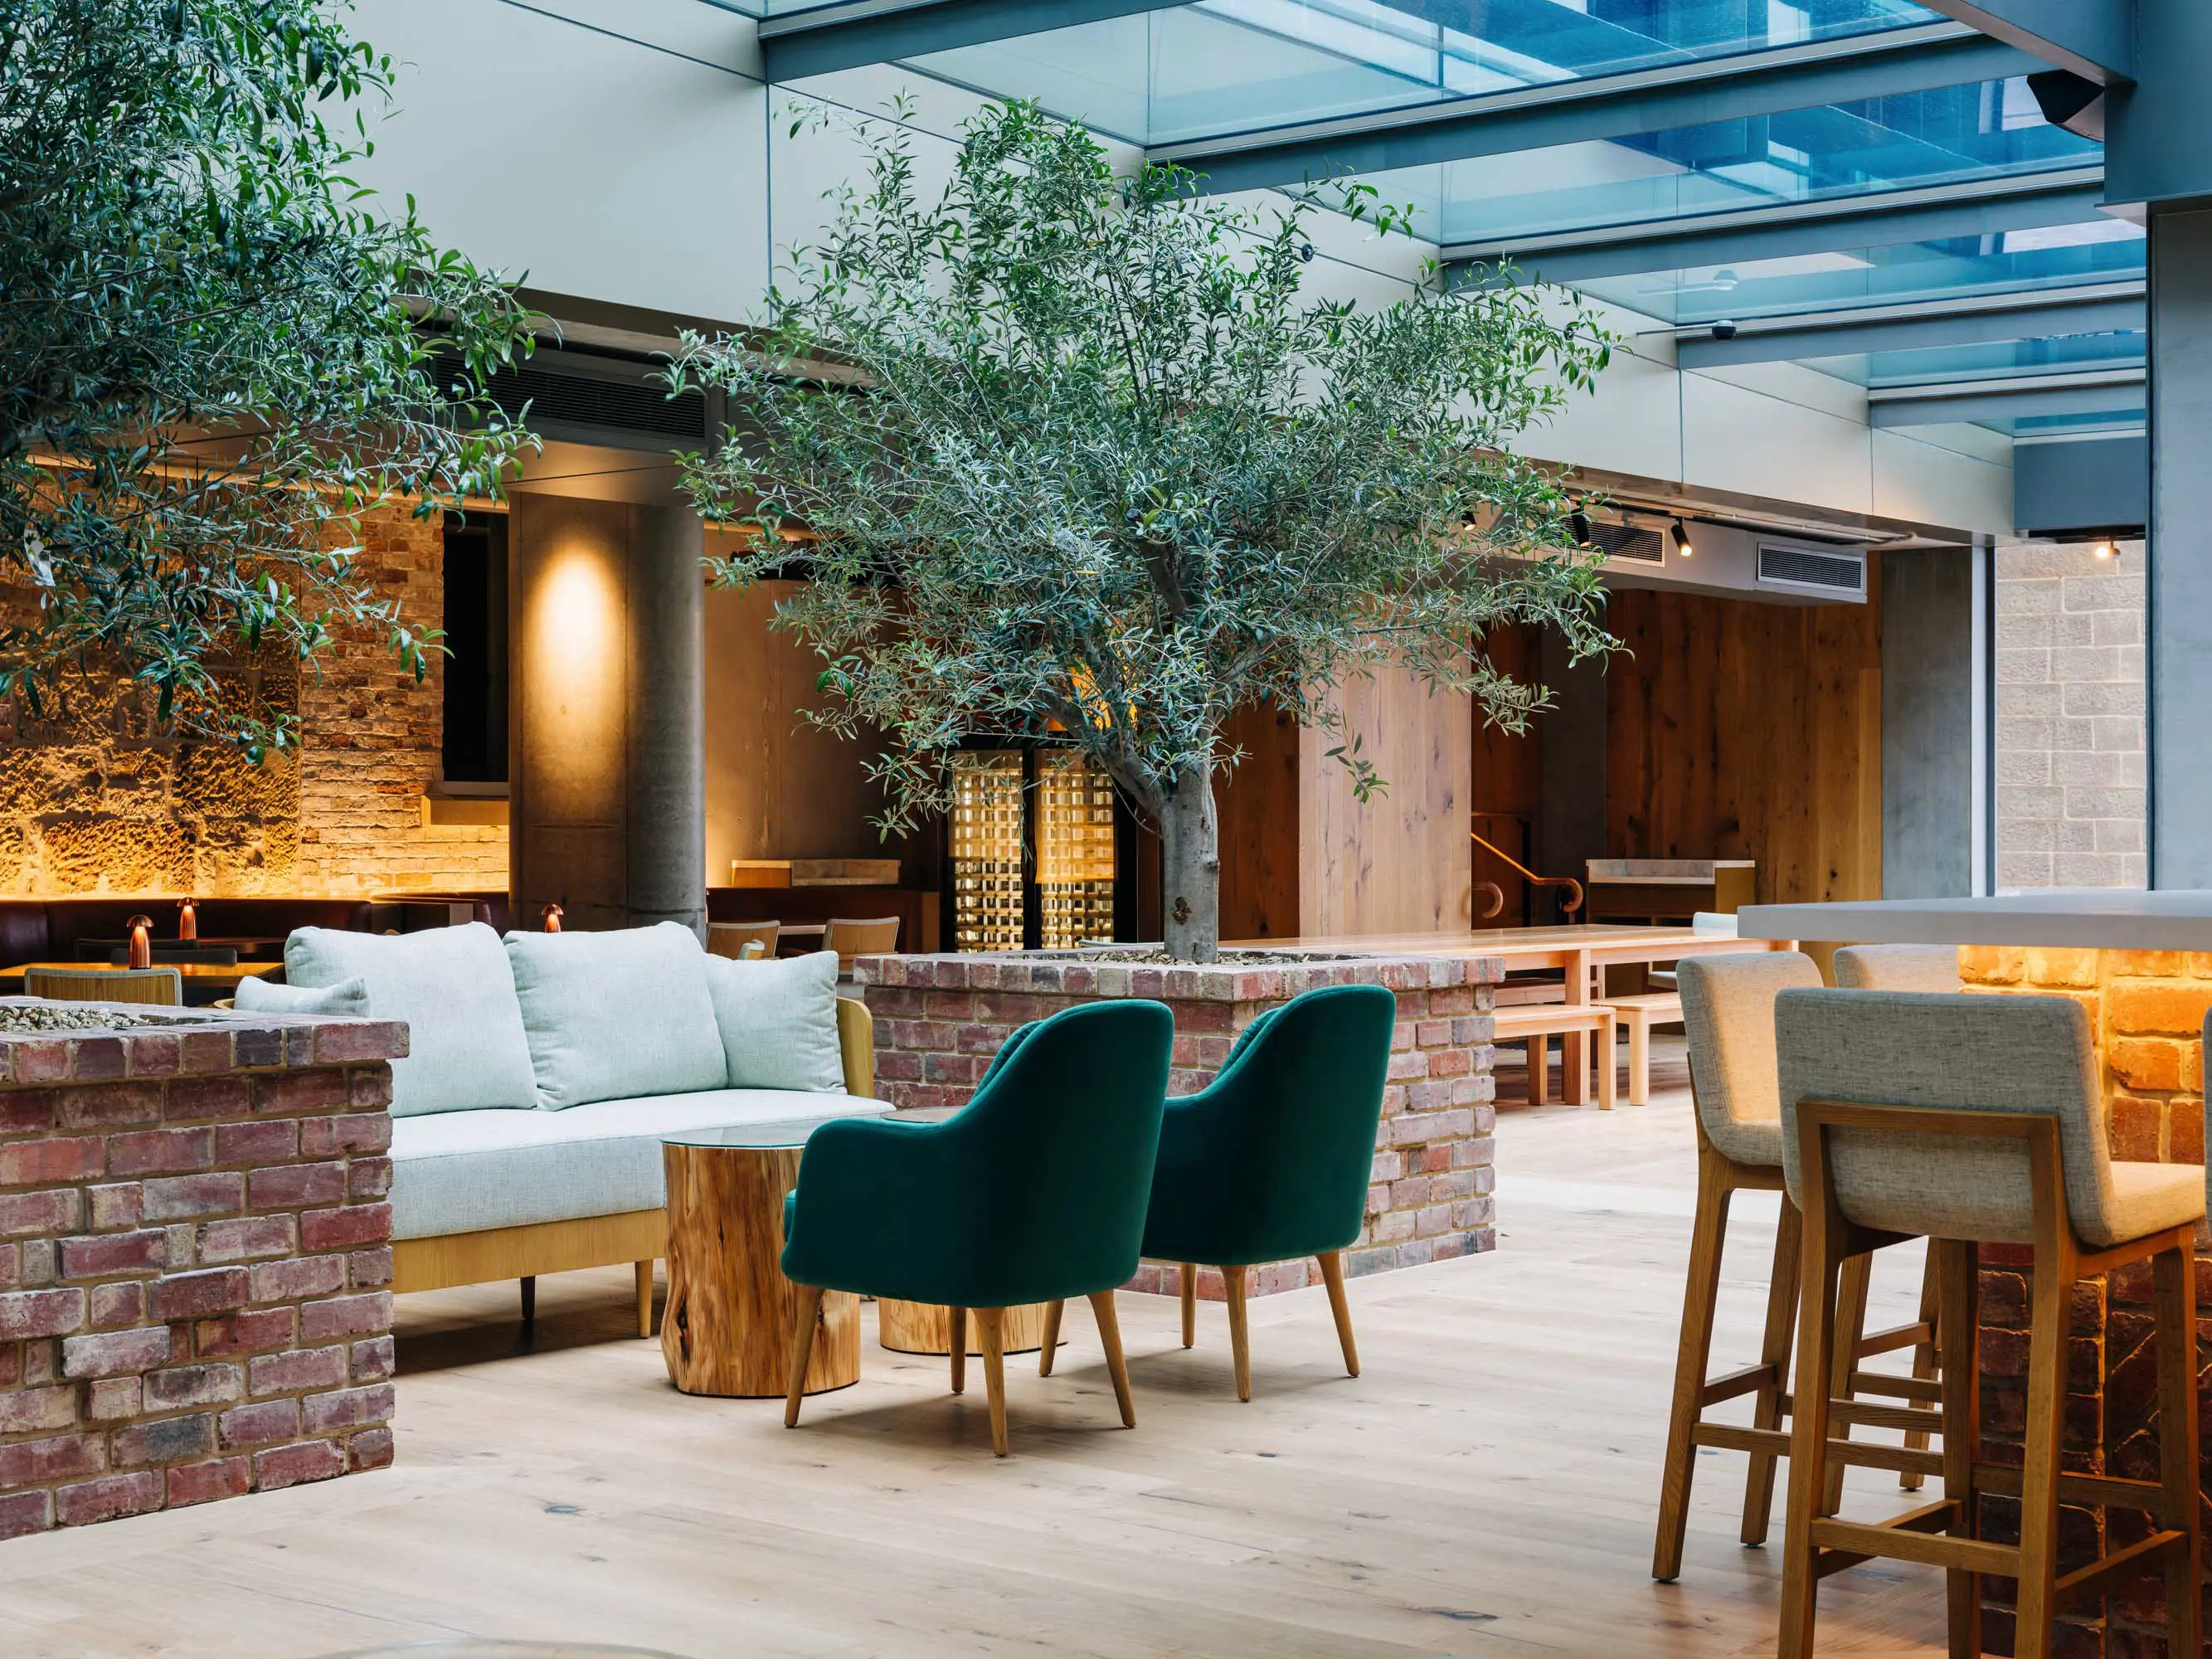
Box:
878;1298;1059;1356
660;1122;860;1399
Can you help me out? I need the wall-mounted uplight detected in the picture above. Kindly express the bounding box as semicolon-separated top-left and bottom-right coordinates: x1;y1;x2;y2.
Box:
1671;521;1694;559
2093;539;2117;560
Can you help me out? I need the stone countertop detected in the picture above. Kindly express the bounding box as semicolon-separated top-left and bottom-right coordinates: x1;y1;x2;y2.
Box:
1738;888;2212;951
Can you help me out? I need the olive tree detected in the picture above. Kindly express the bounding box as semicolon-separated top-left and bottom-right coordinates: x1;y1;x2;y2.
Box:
0;0;532;748
672;99;1615;961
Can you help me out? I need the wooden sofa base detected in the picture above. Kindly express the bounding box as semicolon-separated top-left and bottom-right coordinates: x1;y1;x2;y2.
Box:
393;1210;668;1339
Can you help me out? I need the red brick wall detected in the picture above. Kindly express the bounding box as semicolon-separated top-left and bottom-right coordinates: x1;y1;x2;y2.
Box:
1960;947;2210;1655
0;1013;404;1536
858;952;1500;1293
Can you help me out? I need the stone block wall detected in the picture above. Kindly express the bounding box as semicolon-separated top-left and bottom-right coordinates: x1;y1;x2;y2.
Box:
0;1010;405;1537
1960;947;2209;1654
0;508;505;899
1993;541;2146;892
856;951;1501;1293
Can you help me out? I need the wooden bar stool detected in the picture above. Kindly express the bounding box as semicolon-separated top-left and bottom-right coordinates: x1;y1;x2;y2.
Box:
1653;952;1940;1581
1772;989;2203;1659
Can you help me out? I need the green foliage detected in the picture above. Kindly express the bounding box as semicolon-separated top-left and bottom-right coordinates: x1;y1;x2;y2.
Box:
672;97;1616;836
0;0;533;746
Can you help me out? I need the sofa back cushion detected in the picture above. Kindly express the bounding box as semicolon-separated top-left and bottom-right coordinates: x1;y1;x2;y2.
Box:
285;923;536;1117
504;922;726;1109
702;950;845;1093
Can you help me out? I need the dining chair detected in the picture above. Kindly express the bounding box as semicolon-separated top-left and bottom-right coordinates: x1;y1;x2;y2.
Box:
26;966;183;1007
1772;989;2202;1659
1043;984;1397;1401
782;999;1173;1456
708;920;779;961
1831;944;1961;992
822;917;899;973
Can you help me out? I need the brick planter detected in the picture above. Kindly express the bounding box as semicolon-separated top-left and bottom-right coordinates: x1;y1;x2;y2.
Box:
0;1002;404;1539
853;949;1502;1296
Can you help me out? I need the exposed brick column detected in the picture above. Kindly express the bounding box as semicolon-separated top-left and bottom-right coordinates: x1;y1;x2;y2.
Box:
856;951;1500;1291
1961;946;2211;1654
0;1010;404;1537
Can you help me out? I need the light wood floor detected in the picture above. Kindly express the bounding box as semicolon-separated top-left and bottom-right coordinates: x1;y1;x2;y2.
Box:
0;1035;1948;1657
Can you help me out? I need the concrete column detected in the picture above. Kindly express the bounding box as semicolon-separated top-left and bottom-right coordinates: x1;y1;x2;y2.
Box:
626;504;706;934
2148;209;2212;888
508;491;706;934
1879;548;1975;898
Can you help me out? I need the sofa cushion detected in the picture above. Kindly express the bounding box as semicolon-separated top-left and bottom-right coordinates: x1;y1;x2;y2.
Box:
387;1090;892;1238
504;922;727;1109
286;923;535;1118
703;950;844;1093
234;975;370;1017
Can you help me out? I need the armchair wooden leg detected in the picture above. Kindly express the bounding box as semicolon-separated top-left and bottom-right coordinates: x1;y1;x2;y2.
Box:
1318;1252;1359;1378
1038;1299;1065;1377
1180;1266;1196;1349
785;1285;824;1428
519;1276;535;1326
1223;1265;1252;1403
634;1260;654;1340
1089;1291;1135;1428
950;1306;967;1395
976;1307;1009;1457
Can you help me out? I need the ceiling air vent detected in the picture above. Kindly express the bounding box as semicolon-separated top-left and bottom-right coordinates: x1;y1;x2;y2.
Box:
1756;542;1868;599
1590;523;1665;565
484;362;707;442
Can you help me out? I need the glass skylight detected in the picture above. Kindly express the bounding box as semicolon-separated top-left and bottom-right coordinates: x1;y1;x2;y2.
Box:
882;0;1941;147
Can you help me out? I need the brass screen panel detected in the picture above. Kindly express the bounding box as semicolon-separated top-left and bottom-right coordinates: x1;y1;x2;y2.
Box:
1037;752;1116;949
950;751;1025;952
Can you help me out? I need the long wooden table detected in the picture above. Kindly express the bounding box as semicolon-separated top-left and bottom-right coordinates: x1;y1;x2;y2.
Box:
1229;927;1791;1105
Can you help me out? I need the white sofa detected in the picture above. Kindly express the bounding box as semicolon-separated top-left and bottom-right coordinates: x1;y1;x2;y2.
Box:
275;920;888;1333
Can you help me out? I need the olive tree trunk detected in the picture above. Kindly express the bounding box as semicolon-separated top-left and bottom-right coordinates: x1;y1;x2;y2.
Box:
1159;766;1221;963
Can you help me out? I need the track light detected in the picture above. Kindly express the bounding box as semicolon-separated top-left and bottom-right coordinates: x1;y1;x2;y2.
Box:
1568;507;1592;546
1671;521;1694;559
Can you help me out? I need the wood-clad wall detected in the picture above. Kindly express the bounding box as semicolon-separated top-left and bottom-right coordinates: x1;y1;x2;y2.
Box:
1217;702;1301;940
1298;668;1474;937
1602;573;1884;905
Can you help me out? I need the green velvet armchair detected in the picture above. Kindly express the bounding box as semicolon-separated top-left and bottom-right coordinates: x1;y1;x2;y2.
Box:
780;998;1173;1455
1043;983;1396;1401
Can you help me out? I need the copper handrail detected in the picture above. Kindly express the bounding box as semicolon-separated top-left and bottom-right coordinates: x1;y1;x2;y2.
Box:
1469;830;1584;918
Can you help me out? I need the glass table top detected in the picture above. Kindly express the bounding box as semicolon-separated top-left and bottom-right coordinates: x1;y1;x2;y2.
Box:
660;1118;849;1151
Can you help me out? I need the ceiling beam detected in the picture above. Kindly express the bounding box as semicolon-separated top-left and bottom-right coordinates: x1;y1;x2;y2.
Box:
1155;27;2035;196
1867;372;2144;429
1913;1;2134;85
1446;170;2109;285
1674;289;2144;368
758;0;1170;82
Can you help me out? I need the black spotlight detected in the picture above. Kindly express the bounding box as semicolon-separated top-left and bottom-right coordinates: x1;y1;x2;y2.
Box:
1710;319;1738;341
1569;508;1592;545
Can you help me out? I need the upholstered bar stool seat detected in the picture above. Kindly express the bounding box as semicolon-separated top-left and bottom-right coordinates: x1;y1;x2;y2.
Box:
1772;990;2203;1659
1651;952;1942;1581
1831;943;1962;993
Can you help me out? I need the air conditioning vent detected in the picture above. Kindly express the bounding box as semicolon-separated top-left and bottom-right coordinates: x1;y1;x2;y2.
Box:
485;362;707;441
1590;523;1665;565
1756;542;1867;598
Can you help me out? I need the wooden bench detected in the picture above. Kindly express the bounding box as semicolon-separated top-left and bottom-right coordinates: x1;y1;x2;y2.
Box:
1595;991;1683;1107
1491;1002;1617;1110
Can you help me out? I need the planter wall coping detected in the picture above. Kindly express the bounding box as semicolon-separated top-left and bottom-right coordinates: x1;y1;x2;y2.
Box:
851;950;1506;1001
0;1002;407;1091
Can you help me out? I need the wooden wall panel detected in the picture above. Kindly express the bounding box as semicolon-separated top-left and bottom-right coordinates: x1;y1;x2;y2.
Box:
1602;570;1883;906
1471;624;1545;925
702;578;926;887
1299;668;1474;937
1216;703;1301;940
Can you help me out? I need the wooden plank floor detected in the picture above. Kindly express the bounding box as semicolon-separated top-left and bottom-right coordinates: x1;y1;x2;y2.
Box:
0;1036;1947;1657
